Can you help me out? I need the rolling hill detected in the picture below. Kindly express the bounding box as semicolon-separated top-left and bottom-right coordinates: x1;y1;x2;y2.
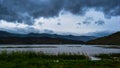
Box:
87;32;120;45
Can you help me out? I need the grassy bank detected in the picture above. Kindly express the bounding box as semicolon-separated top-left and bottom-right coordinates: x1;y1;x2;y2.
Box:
0;51;120;68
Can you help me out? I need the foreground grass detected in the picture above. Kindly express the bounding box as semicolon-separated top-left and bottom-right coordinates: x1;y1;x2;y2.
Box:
0;51;120;68
95;53;120;60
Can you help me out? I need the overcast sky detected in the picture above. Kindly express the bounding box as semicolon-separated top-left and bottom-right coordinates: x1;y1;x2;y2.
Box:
0;0;120;36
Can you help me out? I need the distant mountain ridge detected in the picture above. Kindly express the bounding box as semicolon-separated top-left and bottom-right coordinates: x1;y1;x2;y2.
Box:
0;31;85;44
1;31;119;45
0;37;85;44
87;32;120;45
0;31;97;44
0;31;97;42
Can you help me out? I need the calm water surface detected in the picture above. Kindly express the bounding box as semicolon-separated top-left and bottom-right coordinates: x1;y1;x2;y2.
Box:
0;45;120;56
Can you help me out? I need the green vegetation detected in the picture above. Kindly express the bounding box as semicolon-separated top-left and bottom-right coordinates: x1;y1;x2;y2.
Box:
0;51;120;68
95;53;120;60
87;32;120;45
0;51;89;60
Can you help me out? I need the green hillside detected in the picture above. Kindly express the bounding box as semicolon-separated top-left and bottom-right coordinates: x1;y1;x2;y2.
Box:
87;32;120;45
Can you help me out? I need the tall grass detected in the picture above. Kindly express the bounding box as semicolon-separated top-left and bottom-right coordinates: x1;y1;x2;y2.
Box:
0;51;120;68
0;51;89;61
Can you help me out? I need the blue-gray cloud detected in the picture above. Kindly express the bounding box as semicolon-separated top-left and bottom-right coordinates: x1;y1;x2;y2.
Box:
95;20;105;25
0;0;120;25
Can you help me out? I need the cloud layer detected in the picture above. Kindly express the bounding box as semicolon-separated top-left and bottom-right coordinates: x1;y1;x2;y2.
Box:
0;0;120;25
0;9;120;36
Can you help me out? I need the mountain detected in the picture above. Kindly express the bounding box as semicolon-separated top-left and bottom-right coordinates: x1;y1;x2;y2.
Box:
0;31;97;42
0;37;85;44
87;32;120;45
0;31;28;38
85;31;114;37
27;33;97;42
0;31;90;44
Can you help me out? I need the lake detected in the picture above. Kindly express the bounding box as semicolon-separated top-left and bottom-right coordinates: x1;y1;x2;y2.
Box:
0;45;120;56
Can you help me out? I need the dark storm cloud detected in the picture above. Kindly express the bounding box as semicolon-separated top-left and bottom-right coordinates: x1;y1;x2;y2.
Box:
0;0;64;25
0;0;120;25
